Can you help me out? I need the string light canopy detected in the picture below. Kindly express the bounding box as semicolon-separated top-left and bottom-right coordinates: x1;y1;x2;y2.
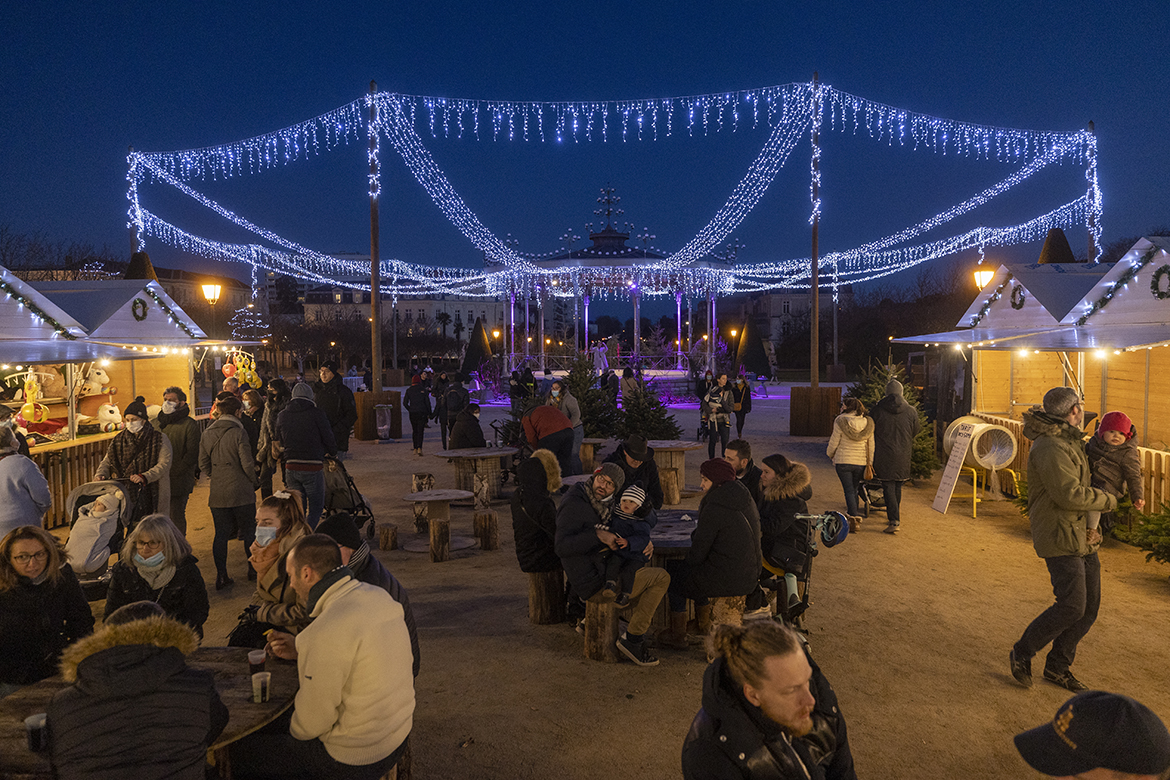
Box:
128;80;1101;301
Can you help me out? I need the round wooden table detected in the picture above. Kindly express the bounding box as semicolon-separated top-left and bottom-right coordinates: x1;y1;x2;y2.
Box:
0;646;298;779
399;489;473;523
400;489;476;562
437;447;519;499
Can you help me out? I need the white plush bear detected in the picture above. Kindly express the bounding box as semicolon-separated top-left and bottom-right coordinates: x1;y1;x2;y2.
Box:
78;367;112;398
95;403;122;432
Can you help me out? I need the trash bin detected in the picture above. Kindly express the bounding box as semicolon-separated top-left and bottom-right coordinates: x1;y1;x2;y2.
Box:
375;405;394;440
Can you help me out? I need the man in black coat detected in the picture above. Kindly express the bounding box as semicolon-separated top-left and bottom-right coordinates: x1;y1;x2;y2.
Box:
603;434;665;510
555;462;670;667
275;383;337;529
48;603;228;780
315;514;421;678
313;362;358;459
449;404;486;449
724;439;763;504
682;620;857;780
870;380;921;535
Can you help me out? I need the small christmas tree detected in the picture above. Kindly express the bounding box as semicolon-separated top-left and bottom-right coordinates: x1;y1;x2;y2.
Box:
565;355;621;438
617;378;682;440
846;362;939;479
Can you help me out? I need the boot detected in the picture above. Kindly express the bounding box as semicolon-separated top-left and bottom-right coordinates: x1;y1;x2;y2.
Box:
686;604;714;644
657;611;690;650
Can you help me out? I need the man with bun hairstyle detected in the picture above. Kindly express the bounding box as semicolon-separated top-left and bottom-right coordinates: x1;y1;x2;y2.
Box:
1014;690;1170;779
682;620;857;780
555;461;670;667
1011;386;1118;693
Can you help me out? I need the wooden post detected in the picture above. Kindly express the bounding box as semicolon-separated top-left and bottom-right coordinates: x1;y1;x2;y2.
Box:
528;569;566;624
429;519;450;563
411;473;435;533
473;512;499;550
580;443;596;474
809;71;821;390
472;473;491;511
377;523;398;551
584;598;621;662
369;81;383;391
660;467;680;506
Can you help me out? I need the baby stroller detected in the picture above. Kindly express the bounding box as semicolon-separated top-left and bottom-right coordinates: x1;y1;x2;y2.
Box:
322;455;375;537
63;479;134;600
760;511;849;631
857;478;887;518
489;418;528;486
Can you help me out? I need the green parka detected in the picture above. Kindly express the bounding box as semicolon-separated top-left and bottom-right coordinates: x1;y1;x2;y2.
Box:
1023;408;1117;558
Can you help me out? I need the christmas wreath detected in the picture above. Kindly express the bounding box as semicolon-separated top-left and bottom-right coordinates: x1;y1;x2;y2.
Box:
132;298;149;321
1151;265;1170;300
1010;285;1026;310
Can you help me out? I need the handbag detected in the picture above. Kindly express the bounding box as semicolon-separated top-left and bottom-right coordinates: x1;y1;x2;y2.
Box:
733;401;742;412
227;616;278;648
864;462;875;481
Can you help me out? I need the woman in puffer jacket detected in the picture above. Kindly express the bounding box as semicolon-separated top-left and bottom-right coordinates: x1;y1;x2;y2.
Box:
826;397;873;531
510;449;562;573
758;453;813;612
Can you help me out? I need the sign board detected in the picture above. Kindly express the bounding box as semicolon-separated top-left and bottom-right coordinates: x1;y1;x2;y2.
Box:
932;422;974;514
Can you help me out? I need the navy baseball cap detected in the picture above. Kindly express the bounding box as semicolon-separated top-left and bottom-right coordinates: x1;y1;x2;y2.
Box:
1014;691;1170;776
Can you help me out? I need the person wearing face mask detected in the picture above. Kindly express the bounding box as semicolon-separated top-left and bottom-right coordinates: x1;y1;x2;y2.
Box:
152;386;201;535
313;362;357;461
449;403;487;450
545;379;582;474
103;514;209;639
96;396;172;530
231;490;314;645
0;525;93;697
0;404;31;457
0;425;52;541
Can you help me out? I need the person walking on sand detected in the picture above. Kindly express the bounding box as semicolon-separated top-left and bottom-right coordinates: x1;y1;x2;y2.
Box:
1009;387;1117;693
870;381;919;535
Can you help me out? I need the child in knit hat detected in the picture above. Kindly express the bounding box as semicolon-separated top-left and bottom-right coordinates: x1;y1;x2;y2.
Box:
600;484;653;607
1085;410;1143;538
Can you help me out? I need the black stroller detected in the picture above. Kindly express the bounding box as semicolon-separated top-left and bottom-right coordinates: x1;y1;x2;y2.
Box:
857;479;887;518
322;455;375;537
63;479;135;600
760;511;850;630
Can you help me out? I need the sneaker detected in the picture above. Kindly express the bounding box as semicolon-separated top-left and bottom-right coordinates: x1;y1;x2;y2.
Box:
883;524;899;535
615;635;659;667
614;593;631;607
742;606;773;621
574;618;585;635
1009;648;1032;688
1043;668;1087;692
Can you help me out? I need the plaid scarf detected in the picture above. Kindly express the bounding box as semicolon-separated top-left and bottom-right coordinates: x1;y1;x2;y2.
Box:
585;477;615;525
107;426;164;513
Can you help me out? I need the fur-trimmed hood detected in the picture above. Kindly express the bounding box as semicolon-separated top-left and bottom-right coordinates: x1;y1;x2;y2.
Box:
59;615;199;683
762;461;812;502
529;448;562;493
834;413;873;441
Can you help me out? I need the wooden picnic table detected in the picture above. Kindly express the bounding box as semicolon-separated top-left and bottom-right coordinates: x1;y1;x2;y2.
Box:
399;488;473;522
580;438;607;473
437;447;519;499
647;440;706;505
0;646;298;780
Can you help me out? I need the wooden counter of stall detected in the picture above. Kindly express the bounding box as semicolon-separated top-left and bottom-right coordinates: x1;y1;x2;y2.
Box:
16;351;195;530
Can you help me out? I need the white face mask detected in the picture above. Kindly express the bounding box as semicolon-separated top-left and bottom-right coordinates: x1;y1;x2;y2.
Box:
126;419;145;434
162;401;178;414
255;526;279;547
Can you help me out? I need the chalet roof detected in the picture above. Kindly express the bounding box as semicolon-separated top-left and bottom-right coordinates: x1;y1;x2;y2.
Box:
36;280;205;342
1005;262;1114;322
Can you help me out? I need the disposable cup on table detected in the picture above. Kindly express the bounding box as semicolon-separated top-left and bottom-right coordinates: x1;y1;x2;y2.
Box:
252;671;272;703
248;649;266;674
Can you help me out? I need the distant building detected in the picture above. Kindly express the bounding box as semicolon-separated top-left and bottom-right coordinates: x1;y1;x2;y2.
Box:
722;286;855;342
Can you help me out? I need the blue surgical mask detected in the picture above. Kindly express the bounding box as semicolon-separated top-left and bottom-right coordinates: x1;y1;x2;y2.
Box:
134;551;165;567
255;526;279;547
551;389;560;397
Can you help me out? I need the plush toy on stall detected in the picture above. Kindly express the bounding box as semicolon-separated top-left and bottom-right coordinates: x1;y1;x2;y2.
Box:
77;402;123;434
222;362;237;378
77;366;115;398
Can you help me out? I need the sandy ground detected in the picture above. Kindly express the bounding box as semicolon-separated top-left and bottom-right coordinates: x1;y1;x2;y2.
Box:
91;390;1170;779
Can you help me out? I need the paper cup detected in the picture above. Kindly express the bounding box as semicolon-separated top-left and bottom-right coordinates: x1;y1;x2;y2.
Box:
252;671;271;703
247;649;266;674
24;713;48;752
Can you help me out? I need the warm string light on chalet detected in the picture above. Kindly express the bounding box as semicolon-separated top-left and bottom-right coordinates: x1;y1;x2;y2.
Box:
130;80;1101;295
968;272;1015;327
1075;246;1165;326
0;278;79;339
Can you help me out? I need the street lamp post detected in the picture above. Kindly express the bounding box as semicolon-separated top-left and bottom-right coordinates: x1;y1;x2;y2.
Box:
202;284;221;339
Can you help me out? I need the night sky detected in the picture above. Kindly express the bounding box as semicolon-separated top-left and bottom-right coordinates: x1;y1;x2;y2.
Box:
3;2;1168;315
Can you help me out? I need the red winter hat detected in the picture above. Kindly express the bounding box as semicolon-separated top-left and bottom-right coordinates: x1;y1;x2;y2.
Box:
700;458;737;487
1098;411;1134;440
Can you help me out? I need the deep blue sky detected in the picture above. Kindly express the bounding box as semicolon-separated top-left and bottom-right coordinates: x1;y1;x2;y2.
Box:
3;2;1168;311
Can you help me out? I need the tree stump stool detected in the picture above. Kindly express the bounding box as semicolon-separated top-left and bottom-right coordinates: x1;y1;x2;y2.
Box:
707;595;746;661
379;735;410;780
584;597;621;662
474;512;499;550
528;568;566;625
429;519;451;563
411;473;435;533
660;467;680;506
377;523;398;551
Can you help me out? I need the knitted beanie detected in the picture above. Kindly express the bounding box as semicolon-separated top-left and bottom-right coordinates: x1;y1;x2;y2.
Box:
1098;411;1135;440
594;462;626;492
621;486;646;508
291;382;314;401
700;458;737;486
